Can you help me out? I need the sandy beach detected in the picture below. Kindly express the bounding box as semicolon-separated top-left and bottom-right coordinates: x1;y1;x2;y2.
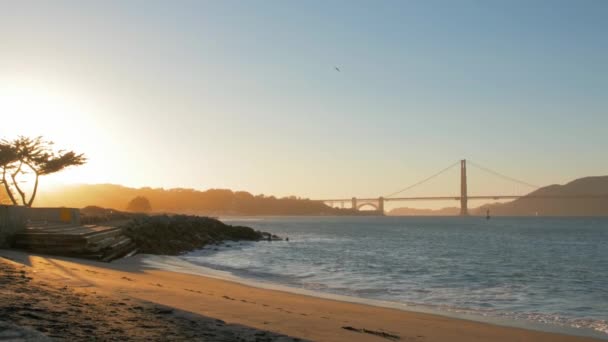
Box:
0;250;602;342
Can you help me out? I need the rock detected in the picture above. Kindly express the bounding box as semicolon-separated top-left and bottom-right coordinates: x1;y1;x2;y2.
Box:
152;307;174;315
122;215;272;255
0;321;51;341
260;232;283;241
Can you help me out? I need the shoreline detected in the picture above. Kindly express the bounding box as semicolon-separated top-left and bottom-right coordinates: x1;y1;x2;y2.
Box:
142;253;608;340
0;249;604;342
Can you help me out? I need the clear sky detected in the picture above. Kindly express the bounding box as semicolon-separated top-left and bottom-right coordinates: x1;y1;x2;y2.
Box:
1;1;607;208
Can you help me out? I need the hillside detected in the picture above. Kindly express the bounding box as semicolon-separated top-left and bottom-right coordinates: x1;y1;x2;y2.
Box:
387;176;608;216
3;184;351;216
4;176;608;216
472;176;608;216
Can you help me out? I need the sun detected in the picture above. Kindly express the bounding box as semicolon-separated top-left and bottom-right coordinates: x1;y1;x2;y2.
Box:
0;79;111;186
0;81;85;141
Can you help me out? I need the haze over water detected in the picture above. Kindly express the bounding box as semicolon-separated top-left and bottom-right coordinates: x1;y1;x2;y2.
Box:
180;217;608;338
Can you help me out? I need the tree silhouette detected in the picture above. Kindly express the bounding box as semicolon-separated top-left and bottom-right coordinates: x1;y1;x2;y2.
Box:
0;142;19;205
126;196;152;213
0;136;86;207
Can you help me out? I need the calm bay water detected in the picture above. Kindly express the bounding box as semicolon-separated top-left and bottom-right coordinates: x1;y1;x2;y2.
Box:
180;216;608;337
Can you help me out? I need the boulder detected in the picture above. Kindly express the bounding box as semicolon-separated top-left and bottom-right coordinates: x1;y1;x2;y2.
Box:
122;215;270;255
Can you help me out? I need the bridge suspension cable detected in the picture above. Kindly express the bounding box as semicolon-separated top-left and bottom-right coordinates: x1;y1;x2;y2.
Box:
384;160;461;198
467;160;539;189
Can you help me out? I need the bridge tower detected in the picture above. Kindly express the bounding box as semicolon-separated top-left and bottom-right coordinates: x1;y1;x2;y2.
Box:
378;196;384;214
352;197;357;211
460;159;468;216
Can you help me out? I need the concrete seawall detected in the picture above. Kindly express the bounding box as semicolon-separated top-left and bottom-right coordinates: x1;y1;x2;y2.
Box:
0;206;81;247
0;206;27;247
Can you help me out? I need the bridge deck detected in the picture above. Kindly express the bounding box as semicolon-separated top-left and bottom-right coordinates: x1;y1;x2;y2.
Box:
319;194;608;202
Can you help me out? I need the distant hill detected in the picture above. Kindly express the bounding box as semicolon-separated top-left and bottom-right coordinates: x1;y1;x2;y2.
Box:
388;176;608;217
472;176;608;216
4;176;608;216
3;184;354;216
388;207;460;216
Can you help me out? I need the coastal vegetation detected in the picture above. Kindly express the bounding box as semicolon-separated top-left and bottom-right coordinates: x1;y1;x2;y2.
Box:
18;183;354;216
126;196;152;213
0;136;85;207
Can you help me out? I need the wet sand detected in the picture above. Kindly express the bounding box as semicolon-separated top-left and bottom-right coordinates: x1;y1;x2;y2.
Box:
0;250;602;342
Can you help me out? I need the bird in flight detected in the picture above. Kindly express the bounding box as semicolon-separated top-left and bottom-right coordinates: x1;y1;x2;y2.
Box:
334;66;341;72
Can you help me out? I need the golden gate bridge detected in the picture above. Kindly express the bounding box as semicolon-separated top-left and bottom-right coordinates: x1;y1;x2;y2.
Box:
317;159;608;216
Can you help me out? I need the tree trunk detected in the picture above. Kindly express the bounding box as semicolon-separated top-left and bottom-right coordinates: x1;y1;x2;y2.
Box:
11;163;27;206
2;168;18;205
26;173;39;208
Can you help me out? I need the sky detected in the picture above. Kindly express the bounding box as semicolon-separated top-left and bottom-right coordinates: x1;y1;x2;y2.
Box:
1;1;607;208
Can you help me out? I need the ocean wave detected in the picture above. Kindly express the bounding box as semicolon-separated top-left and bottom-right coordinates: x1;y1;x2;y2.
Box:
172;216;608;338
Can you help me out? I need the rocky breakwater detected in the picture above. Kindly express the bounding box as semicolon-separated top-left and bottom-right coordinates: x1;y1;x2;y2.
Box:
122;215;279;255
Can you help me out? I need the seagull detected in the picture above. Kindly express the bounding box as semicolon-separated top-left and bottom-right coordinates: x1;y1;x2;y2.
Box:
334;66;341;72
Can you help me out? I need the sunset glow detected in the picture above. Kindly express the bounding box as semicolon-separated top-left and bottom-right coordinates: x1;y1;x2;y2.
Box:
1;3;607;341
0;80;111;186
1;1;606;208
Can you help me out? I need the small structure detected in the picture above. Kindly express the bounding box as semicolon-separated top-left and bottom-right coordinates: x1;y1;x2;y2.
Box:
0;206;136;261
0;205;29;247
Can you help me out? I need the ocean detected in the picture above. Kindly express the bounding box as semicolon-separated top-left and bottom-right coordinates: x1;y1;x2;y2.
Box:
150;216;608;339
